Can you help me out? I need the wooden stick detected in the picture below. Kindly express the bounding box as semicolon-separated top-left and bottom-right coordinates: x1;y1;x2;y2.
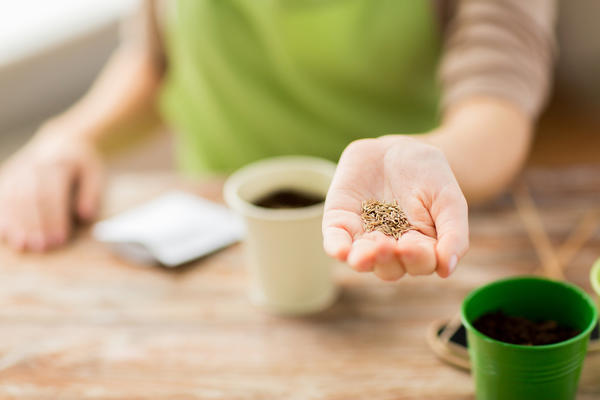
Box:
557;209;600;267
426;319;471;370
513;182;564;280
439;311;462;344
531;208;600;276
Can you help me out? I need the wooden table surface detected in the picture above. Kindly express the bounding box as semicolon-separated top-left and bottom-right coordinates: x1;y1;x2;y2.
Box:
0;166;599;400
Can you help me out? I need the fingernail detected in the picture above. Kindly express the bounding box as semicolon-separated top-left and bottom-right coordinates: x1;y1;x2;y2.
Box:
448;254;458;275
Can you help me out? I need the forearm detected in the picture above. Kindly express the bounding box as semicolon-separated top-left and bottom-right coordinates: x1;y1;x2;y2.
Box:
423;96;533;204
38;44;162;146
427;0;555;204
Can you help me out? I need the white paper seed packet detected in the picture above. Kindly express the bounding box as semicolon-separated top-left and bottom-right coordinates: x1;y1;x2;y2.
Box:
92;191;245;267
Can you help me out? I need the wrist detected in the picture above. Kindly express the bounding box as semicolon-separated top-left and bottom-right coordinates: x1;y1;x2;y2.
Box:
442;96;532;133
36;118;101;148
38;115;102;145
379;132;445;153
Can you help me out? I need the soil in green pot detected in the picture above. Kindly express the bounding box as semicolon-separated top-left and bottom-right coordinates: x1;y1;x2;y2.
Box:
473;310;581;346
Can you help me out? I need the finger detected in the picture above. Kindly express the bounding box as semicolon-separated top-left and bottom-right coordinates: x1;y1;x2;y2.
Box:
0;209;13;247
347;238;379;272
17;178;46;252
432;187;469;278
7;228;26;252
0;218;5;243
0;188;7;243
39;169;72;247
323;226;352;261
76;158;103;221
347;231;396;272
403;195;437;238
0;178;22;250
373;250;406;281
322;209;363;261
373;263;405;281
395;230;437;276
4;184;27;252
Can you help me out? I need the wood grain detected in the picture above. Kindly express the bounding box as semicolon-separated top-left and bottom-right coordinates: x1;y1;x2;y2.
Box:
0;167;598;400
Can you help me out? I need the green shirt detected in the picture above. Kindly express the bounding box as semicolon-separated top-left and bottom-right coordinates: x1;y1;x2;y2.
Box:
159;0;441;173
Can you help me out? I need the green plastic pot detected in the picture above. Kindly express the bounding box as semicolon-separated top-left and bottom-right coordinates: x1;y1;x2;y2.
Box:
462;276;598;400
591;258;600;308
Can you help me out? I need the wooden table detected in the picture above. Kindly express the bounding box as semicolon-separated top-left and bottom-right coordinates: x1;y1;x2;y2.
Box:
0;167;598;400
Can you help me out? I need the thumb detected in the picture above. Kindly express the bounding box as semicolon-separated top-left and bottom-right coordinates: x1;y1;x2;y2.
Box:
433;187;469;278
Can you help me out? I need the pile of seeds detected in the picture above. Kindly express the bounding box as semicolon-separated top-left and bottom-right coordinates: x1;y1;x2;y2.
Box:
361;199;414;239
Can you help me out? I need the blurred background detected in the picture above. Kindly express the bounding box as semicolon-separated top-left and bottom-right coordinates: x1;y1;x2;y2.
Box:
0;0;172;171
0;0;598;169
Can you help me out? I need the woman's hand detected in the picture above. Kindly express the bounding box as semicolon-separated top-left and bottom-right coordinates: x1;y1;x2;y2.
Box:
0;126;104;252
0;45;162;253
322;135;469;281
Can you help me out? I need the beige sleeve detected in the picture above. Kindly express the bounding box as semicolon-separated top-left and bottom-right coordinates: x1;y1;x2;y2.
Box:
120;0;166;72
439;0;557;120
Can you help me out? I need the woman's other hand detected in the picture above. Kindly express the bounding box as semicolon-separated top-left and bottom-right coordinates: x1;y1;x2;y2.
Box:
0;126;104;252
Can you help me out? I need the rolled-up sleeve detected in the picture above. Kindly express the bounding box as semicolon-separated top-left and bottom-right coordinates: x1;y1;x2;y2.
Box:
439;0;557;120
120;0;166;72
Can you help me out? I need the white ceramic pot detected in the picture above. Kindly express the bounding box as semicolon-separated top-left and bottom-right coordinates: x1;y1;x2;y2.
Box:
224;156;338;315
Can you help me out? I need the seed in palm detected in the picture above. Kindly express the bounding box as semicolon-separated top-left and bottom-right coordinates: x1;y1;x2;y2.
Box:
361;200;414;239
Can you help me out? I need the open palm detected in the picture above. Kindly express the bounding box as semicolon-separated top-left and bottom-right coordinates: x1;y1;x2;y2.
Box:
323;136;469;281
